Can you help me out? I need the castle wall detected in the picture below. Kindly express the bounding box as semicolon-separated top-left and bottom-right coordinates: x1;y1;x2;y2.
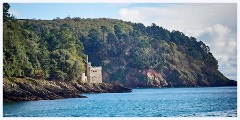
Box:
80;56;102;84
89;67;102;83
86;62;91;83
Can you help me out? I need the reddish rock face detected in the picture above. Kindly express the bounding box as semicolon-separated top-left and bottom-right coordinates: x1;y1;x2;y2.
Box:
102;67;169;88
144;69;168;87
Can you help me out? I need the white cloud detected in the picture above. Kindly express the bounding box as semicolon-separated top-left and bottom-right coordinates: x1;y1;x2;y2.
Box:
119;8;145;22
9;9;21;18
192;24;237;80
119;3;237;80
119;4;236;32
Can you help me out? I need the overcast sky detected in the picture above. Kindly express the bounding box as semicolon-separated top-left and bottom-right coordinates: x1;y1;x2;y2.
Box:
8;3;237;80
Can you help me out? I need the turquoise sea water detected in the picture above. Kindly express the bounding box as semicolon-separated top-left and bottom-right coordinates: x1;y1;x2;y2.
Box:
3;86;237;117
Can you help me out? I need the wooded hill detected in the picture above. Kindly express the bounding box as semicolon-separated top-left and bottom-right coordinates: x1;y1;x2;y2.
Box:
3;4;236;87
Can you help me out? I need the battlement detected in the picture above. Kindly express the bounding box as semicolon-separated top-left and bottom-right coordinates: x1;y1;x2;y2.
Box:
90;66;102;70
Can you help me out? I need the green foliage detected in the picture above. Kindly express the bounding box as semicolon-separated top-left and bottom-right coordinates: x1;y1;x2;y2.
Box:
3;3;11;22
49;49;84;81
146;23;170;40
3;21;33;77
3;3;231;86
3;4;85;81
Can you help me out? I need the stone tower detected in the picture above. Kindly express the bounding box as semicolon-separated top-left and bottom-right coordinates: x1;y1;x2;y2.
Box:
81;55;102;83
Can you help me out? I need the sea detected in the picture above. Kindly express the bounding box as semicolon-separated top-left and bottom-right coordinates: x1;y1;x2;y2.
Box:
3;86;237;117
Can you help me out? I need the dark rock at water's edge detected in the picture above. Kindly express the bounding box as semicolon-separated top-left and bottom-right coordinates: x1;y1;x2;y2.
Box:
226;80;237;86
3;77;132;102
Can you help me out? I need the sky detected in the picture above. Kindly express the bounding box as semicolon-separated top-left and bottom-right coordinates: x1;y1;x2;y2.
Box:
8;3;237;80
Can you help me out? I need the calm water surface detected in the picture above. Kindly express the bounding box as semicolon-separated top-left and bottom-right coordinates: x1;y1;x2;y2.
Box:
3;87;237;117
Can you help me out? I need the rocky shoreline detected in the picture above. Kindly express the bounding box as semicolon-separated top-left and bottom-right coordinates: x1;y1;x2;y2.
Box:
3;78;132;102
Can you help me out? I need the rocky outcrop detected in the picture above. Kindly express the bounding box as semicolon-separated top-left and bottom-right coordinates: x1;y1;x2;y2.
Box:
145;69;168;87
3;78;132;102
123;68;169;88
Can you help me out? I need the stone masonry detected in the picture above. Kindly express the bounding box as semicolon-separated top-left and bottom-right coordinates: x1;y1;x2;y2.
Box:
80;56;102;83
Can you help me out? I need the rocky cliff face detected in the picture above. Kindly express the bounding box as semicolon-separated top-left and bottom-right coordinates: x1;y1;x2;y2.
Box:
3;78;132;102
145;69;168;87
121;68;168;87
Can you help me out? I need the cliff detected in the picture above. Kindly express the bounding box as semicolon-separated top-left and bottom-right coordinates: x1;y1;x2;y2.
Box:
3;16;237;88
3;78;132;102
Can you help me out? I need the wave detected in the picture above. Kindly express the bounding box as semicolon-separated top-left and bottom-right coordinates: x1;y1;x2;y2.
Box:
179;109;237;117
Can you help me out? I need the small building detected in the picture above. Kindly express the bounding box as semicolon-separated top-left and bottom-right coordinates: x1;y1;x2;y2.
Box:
80;56;102;83
81;73;87;83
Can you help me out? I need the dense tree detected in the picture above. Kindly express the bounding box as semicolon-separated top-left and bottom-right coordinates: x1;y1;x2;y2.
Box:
3;10;33;77
3;4;85;81
3;3;234;87
100;26;108;42
3;3;11;22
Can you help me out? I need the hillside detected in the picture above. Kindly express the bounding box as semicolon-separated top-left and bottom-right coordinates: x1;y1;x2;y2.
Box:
3;4;236;88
